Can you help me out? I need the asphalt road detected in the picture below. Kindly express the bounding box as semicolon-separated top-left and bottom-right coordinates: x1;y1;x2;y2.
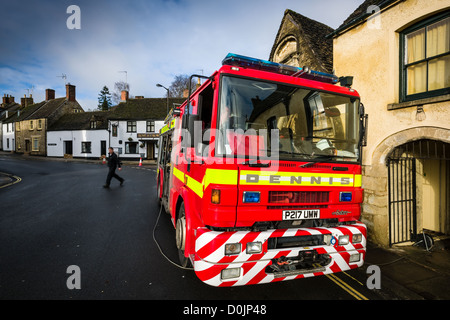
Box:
0;155;384;303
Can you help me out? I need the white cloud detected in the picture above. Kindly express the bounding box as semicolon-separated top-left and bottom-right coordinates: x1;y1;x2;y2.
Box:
0;0;363;111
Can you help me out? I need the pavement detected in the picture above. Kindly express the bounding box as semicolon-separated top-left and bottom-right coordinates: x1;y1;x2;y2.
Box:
362;236;450;300
1;151;449;300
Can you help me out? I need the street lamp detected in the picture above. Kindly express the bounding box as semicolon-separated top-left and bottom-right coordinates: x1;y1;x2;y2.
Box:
156;83;169;114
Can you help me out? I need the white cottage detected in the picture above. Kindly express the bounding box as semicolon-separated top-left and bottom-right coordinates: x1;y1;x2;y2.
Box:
108;95;185;160
2;120;16;152
47;112;109;158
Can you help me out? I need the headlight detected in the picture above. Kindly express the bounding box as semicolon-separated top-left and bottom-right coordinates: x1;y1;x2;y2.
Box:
338;235;349;245
221;268;241;280
225;243;241;255
349;252;361;263
246;242;262;254
353;233;363;243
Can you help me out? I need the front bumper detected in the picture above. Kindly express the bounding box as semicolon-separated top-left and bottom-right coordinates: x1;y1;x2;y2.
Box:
193;222;366;287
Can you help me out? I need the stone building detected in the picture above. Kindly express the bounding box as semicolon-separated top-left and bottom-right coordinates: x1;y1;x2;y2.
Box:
271;1;449;247
329;0;449;246
269;9;334;73
14;84;84;156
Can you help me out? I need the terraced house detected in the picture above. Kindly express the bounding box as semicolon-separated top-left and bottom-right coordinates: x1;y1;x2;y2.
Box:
14;84;84;156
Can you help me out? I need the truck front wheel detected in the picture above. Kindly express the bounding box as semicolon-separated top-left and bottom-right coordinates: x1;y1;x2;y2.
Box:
176;203;192;268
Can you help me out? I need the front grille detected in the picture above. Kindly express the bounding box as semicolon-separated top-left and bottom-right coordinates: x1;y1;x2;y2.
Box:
268;191;329;204
267;234;326;249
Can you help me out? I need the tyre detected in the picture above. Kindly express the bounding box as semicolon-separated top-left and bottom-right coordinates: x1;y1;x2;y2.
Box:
156;176;161;206
176;203;192;268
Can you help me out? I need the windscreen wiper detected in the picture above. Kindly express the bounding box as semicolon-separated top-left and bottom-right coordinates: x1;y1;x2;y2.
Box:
300;155;334;168
242;161;270;167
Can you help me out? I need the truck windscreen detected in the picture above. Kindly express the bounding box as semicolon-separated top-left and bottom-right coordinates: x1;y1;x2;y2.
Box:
216;75;360;163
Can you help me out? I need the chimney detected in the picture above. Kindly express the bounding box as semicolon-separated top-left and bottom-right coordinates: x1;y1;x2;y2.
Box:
21;94;34;107
2;94;15;104
121;90;129;102
66;84;76;102
46;89;55;101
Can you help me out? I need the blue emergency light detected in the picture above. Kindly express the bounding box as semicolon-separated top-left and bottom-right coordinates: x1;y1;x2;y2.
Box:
243;191;261;203
339;192;352;202
222;53;338;84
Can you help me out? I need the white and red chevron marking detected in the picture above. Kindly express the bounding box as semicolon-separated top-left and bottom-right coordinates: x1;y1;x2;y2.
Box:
193;223;366;287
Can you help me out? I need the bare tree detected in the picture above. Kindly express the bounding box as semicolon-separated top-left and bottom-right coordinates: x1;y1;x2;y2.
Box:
168;74;196;98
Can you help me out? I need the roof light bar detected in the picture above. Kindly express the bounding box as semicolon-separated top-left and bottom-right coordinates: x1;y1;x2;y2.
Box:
222;53;338;84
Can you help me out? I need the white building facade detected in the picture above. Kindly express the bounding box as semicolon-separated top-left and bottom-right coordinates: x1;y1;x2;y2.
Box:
2;122;15;152
47;129;109;158
109;119;164;159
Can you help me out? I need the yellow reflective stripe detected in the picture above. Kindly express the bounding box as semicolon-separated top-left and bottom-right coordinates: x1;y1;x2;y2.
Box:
160;119;175;134
239;170;359;187
172;167;362;198
172;168;238;198
354;174;362;187
160;125;170;134
186;175;204;198
173;166;184;182
203;169;238;190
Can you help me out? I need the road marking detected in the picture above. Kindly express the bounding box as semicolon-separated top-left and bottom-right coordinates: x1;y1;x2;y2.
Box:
342;271;365;286
325;273;369;300
0;172;22;189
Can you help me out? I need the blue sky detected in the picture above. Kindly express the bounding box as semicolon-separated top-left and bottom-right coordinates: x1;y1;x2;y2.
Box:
0;0;363;111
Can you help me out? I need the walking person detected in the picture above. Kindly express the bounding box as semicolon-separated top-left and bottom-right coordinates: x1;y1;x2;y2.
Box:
103;147;124;188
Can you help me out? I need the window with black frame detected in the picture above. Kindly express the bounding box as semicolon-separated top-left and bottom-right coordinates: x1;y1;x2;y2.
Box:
400;12;450;101
125;142;138;154
81;141;91;153
127;121;137;132
147;120;155;132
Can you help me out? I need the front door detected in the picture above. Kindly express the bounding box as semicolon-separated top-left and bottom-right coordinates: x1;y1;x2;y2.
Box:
25;139;31;152
147;141;155;160
422;159;448;234
101;140;107;157
64;141;73;155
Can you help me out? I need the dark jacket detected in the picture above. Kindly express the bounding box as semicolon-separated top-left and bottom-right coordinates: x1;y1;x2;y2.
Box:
107;152;121;170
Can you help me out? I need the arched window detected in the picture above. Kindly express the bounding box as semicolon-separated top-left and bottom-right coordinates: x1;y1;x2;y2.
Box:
273;36;298;66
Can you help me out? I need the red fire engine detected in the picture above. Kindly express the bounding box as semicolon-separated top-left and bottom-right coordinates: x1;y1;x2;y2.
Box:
156;53;368;287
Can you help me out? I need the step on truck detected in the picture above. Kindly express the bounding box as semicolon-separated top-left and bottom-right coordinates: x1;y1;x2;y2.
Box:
156;53;368;287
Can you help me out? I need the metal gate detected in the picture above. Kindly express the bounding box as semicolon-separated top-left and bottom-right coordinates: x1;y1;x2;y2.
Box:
387;157;417;246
